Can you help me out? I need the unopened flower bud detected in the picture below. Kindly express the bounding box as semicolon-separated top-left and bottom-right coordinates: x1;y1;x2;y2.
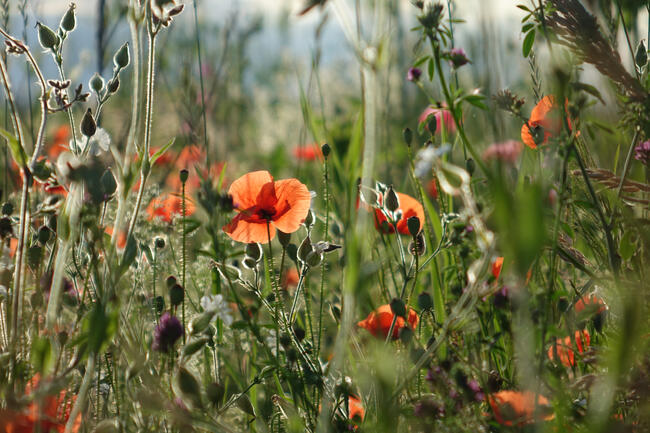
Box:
90;73;104;93
306;251;323;268
635;40;647;68
298;236;313;263
81;108;97;137
277;230;291;248
465;158;475;176
245;243;262;262
169;284;184;306
155;237;166;249
101;170;117;198
427;115;438;135
403;127;413;146
37;23;59;50
407;67;422;82
113;42;130;70
417;291;434;311
407;216;420;236
321;143;331;158
2;202;14;215
390;298;407;318
60;3;76;32
408;233;426;256
107;77;120;93
304;209;315;227
37;226;51;244
166;275;178;289
384;186;400;213
179;169;189;184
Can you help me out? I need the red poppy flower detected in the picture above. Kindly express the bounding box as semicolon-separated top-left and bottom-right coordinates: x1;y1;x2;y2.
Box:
488;390;554;427
373;192;425;235
293;143;323;162
223;170;311;244
0;374;81;433
348;395;364;423
491;257;504;280
146;194;196;223
176;145;205;169
281;267;300;289
575;294;607;316
418;105;456;135
48;124;70;159
166;162;225;193
357;304;419;339
547;329;590;367
104;226;127;249
520;95;574;149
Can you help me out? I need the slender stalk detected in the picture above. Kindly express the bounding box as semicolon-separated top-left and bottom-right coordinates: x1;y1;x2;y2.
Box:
192;0;209;162
181;177;186;342
316;155;329;355
65;352;96;433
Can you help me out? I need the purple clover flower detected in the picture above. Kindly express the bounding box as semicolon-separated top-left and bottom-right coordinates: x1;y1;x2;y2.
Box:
153;312;184;352
634;140;650;166
407;67;422;82
449;48;469;68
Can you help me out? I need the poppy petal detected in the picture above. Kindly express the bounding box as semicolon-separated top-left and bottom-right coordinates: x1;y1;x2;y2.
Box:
271;179;311;233
229;170;274;211
223;213;276;244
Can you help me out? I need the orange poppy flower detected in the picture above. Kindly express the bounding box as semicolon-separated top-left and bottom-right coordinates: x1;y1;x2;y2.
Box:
575;294;607;316
48;124;70;159
0;374;81;433
281;267;300;289
521;95;574;149
488;390;554;426
222;170;311;244
104;226;127;249
348;395;364;422
373;192;425;235
547;329;590;367
175;145;205;169
491;257;504;280
293;143;323;162
357;304;419;339
146;194;196;223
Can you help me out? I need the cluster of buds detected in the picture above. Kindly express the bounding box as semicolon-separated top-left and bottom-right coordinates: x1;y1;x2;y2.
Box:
297;234;340;269
151;0;185;27
48;80;89;112
4;39;26;55
417;3;444;34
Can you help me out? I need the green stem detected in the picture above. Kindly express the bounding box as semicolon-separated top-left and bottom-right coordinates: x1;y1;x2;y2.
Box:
182;179;186;342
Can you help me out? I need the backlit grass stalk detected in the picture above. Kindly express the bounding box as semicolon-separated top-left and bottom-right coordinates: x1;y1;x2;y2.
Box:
181;175;186;342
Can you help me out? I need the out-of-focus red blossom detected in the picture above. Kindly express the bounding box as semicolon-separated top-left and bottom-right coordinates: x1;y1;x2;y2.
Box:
8;238;18;258
491;257;504;280
44;182;68;197
575;294;607;315
281;268;300;289
520;96;577;149
175;145;205;169
482;140;522;163
0;374;81;433
104;226;127;249
149;146;175;167
547;188;558;207
48;124;70;159
293;143;323;162
146;194;196;223
348;395;364;422
488;390;554;427
373;192;425;235
547;329;591;367
418;105;456;135
357;304;419;339
427;179;439;199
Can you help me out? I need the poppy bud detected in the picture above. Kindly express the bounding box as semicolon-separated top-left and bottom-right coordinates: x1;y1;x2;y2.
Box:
0;217;13;238
417;291;434;311
635;40;647;68
465;158;475;176
166;275;177;289
277;230;291;248
427;115;438;135
390;298;407;318
27;246;42;269
37;23;59;50
113;42;130;70
304;209;315;227
245;242;262;261
179;169;189;184
293;326;306;342
37;226;51;244
399;326;413;344
60;3;76;32
206;382;225;407
1;202;13;215
403;127;413;146
107;77;120;94
81;108;97;137
101;170;117;198
169;284;184;306
407;216;420;236
90;73;104;93
298;236;313;263
242;257;257;269
306;251;323;268
155;237;165;249
384;186;400;213
321;143;331;157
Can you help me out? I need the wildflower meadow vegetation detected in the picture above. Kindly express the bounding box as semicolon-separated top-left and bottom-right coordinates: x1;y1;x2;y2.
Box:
0;0;649;431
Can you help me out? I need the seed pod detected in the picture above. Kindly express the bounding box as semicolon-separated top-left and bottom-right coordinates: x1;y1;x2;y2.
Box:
321;143;331;158
635;40;647;68
236;394;255;417
384;186;400;213
1;202;14;215
298;236;313;263
305;251;323;268
465;158;475;176
417;291;434;311
166;275;177;289
37;23;59;50
89;73;104;93
179;169;189;184
113;42;130;70
81;108;97;137
101;170;117;198
60;3;76;32
277;230;291;248
37;226;51;244
107;77;120;94
155;237;166;249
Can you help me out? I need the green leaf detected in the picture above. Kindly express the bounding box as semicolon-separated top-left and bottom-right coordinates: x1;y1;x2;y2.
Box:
413;55;429;67
427;58;435;81
0;126;28;167
619;230;636;261
521;23;535;33
149;137;175;165
464;94;488;110
522;29;536;57
31;336;53;375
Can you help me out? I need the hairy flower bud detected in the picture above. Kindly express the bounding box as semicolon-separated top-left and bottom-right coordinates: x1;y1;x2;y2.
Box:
81;108;97;137
60;3;76;32
403;127;413;146
90;73;105;93
321;143;331;158
37;23;59;50
635;40;647;68
384;186;400;213
113;42;130;70
407;216;420;236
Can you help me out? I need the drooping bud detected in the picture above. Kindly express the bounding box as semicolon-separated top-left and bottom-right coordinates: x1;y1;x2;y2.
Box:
37;23;59;50
407;216;420;236
60;3;76;32
304;209;315;228
277;230;291;248
90;73;105;93
166;275;177;289
179;169;189;184
113;42;130;70
465;158;475;176
81;108;97;137
384;186;400;213
402;127;413;146
101;169;117;198
37;226;51;244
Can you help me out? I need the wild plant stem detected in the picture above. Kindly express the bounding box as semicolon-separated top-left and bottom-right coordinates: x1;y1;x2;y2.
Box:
192;0;209;162
316;156;330;355
65;352;96;433
181;178;186;342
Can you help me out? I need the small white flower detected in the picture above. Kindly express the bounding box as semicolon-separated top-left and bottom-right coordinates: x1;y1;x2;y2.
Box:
200;294;234;327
